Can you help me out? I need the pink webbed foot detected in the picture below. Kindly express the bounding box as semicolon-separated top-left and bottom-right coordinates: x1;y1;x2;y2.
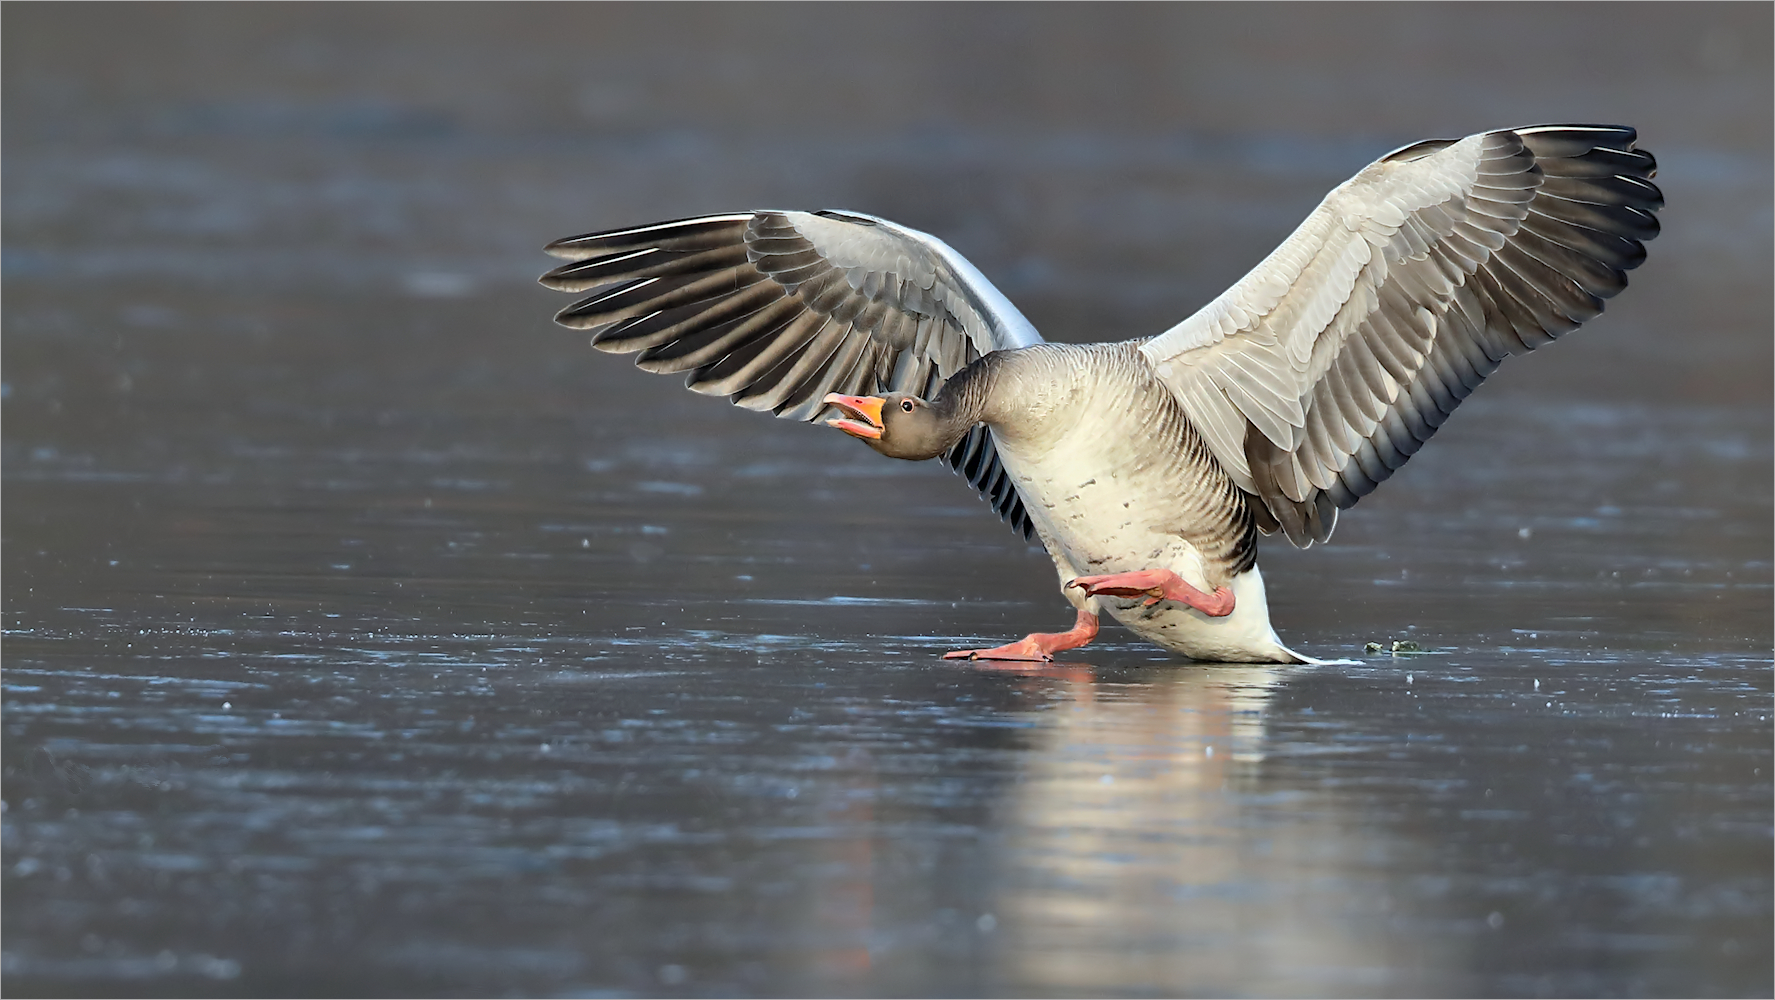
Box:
944;609;1099;662
1068;569;1235;617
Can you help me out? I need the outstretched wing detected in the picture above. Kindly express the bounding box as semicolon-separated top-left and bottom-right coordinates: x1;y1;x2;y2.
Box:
1140;125;1662;546
541;210;1043;538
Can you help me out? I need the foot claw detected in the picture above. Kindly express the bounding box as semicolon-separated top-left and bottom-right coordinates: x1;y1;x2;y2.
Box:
945;609;1098;662
1064;570;1235;617
1068;572;1164;601
944;644;1052;662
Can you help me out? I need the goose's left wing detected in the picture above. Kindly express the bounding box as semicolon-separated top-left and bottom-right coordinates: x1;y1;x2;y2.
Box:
1140;125;1661;546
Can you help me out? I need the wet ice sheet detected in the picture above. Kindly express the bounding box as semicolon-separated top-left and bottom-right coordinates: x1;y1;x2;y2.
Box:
4;621;1768;996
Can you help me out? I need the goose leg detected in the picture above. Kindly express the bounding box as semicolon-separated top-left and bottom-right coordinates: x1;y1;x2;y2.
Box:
943;608;1100;661
1068;569;1235;617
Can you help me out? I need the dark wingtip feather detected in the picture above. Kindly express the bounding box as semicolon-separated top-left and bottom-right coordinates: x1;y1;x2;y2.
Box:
941;426;1036;543
543;214;754;262
1513;124;1638;157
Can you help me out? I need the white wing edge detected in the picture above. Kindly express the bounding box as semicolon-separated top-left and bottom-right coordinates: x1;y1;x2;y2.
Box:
791;210;1045;351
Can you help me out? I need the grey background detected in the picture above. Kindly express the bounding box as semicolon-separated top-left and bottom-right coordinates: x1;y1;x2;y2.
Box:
5;4;1770;997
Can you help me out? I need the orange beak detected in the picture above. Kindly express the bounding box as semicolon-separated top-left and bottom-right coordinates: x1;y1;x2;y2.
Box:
823;393;885;440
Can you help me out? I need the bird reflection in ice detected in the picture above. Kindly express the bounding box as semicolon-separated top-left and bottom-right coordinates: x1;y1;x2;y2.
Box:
974;661;1449;996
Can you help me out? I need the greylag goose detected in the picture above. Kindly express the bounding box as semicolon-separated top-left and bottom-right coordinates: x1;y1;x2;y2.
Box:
541;124;1661;663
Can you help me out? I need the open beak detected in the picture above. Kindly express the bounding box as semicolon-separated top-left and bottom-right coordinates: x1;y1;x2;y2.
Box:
823;392;885;440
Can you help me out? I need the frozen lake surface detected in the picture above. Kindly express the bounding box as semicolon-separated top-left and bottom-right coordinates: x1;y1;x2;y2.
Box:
5;6;1770;996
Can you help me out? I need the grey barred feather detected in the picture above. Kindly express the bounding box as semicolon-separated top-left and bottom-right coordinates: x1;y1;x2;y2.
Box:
541;209;1044;536
1141;124;1661;547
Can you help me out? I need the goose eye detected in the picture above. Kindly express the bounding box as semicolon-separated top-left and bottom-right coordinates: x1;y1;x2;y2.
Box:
900;399;915;413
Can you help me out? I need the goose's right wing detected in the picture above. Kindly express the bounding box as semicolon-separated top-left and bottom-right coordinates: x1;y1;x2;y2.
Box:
540;209;1044;538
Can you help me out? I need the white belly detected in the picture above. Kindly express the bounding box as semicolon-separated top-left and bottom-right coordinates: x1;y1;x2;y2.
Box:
995;421;1306;664
1100;566;1303;663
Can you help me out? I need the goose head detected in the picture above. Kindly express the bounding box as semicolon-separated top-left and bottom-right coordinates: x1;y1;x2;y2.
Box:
823;392;966;461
